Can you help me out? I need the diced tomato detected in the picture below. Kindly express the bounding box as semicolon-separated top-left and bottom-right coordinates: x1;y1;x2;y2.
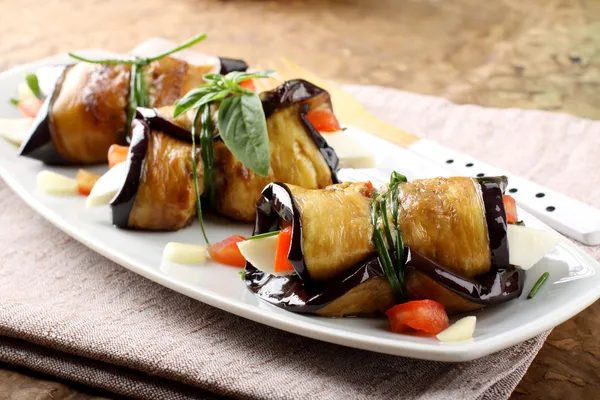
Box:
274;227;295;273
503;194;518;224
17;98;43;118
107;144;129;169
208;235;247;267
240;79;256;92
76;169;101;196
386;300;449;335
305;110;341;133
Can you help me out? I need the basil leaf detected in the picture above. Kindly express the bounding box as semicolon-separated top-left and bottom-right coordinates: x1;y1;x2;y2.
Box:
218;93;270;177
9;98;19;106
226;70;276;84
25;73;42;99
174;87;215;117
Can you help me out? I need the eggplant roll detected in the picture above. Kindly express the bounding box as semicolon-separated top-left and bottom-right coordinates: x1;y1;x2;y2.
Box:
19;56;248;165
111;111;202;231
109;79;339;229
245;178;525;316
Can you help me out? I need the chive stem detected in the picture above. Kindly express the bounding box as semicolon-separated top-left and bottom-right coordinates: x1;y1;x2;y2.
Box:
192;107;210;244
527;272;549;299
200;104;216;208
145;33;207;62
67;54;138;65
246;230;281;240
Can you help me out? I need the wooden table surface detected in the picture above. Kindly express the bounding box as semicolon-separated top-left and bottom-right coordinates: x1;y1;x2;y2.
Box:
2;0;600;399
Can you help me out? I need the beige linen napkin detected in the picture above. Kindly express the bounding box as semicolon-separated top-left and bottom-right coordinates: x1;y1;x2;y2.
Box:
1;85;599;400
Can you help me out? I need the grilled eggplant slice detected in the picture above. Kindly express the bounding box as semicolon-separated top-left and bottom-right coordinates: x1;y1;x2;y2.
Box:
19;56;248;165
214;79;339;221
108;80;340;230
245;177;524;316
111;109;201;230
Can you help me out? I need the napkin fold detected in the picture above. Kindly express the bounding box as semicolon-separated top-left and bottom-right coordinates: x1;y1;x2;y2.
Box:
1;84;599;400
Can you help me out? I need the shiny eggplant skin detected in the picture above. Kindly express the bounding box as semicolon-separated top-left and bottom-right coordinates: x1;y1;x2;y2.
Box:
218;57;249;74
245;178;523;317
19;66;70;164
111;109;202;230
18;57;218;165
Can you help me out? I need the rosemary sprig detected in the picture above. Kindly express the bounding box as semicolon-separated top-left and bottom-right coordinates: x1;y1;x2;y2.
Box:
372;198;403;300
527;272;549;299
371;172;409;302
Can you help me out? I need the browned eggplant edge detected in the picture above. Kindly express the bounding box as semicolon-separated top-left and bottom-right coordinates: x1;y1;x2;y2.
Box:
109;108;192;228
244;179;524;314
18;58;249;165
260;79;340;183
18;65;73;165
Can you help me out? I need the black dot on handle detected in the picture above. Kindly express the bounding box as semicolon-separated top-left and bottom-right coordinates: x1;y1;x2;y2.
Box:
509;188;518;193
536;193;545;198
476;173;485;177
546;206;556;212
466;163;474;167
446;159;454;164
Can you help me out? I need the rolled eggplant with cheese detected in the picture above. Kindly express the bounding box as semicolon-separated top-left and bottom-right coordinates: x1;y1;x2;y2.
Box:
88;79;340;229
19;56;248;165
241;177;559;316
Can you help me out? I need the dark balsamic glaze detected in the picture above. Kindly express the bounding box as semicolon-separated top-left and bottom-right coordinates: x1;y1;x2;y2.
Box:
110;119;150;228
245;181;525;313
19;65;71;165
218;57;249;74
260;79;340;183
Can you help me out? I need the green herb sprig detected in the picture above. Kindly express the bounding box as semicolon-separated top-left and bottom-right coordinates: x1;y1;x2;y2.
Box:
173;69;275;177
527;272;549;299
173;69;275;244
69;33;207;134
371;172;408;302
25;73;42;99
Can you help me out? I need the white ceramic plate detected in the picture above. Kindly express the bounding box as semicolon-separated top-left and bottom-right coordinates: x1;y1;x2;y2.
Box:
1;52;599;362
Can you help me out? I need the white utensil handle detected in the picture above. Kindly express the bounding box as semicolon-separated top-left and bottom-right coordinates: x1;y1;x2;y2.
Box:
410;140;600;246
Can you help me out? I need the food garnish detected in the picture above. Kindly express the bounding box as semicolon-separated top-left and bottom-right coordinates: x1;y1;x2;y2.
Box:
386;300;450;335
107;144;129;169
503;194;518;224
36;170;78;195
436;316;477;342
173;68;275;243
527;272;550;299
17;97;43;118
274;227;295;273
69;33;207;136
372;171;408;302
163;242;208;264
0;118;33;146
208;235;247;267
25;73;42;99
305;110;341;133
85;162;127;208
75;169;101;196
